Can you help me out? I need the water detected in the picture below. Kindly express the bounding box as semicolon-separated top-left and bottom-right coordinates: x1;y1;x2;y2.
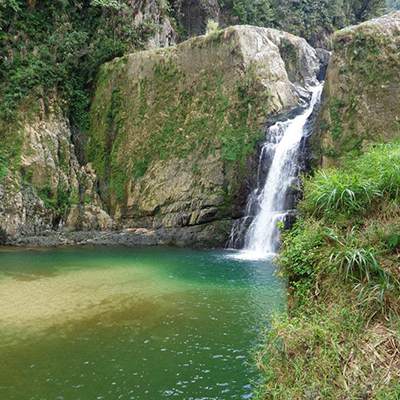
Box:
0;246;284;399
230;85;323;259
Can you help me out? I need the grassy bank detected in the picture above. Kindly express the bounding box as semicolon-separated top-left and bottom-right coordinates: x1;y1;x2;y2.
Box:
256;141;400;399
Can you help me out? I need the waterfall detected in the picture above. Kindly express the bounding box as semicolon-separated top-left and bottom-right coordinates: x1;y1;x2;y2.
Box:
229;84;323;260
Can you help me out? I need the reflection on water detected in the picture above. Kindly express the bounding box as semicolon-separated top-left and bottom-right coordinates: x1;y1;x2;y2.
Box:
0;246;284;399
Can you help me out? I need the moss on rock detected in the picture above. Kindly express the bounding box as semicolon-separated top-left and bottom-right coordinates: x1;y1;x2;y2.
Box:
312;12;400;166
86;25;318;233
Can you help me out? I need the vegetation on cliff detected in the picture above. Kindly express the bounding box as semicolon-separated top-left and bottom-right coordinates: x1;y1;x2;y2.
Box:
84;26;292;233
0;0;390;130
221;0;388;46
388;0;400;10
0;0;172;228
0;0;164;127
255;141;400;398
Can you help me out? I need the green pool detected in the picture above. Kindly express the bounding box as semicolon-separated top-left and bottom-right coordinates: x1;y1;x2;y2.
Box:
0;246;284;399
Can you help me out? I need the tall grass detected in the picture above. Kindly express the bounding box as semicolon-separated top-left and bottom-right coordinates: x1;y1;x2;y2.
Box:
330;247;384;283
304;141;400;216
305;170;381;214
353;141;400;198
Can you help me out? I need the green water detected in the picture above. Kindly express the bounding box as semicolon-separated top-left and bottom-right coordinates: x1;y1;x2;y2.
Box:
0;246;284;399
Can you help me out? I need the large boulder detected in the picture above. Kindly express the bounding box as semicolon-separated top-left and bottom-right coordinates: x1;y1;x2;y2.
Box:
86;25;319;245
311;12;400;166
0;25;320;247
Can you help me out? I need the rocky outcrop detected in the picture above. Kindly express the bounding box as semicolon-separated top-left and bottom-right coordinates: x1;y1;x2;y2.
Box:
1;25;320;247
311;12;400;166
85;25;319;246
134;0;179;49
0;97;112;241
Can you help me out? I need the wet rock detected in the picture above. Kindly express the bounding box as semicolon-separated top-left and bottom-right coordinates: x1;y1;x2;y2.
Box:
315;48;331;81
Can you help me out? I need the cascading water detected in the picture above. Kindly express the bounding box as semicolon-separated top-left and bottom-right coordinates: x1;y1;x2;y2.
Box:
229;84;323;259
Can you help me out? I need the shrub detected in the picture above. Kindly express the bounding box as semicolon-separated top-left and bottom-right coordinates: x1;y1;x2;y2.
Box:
279;219;329;304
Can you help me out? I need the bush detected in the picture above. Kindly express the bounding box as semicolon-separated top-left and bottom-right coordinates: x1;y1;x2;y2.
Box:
279;219;330;304
0;0;157;126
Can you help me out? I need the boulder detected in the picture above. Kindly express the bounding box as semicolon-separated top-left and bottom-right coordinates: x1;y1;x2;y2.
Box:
311;12;400;166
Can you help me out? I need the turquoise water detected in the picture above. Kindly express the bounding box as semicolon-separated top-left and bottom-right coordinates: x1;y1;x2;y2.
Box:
0;246;284;399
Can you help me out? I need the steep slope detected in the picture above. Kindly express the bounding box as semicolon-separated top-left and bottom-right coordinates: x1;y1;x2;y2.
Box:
0;97;112;242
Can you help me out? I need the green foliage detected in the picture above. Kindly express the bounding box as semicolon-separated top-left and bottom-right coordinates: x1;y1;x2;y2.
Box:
0;148;8;181
36;182;74;215
305;170;381;216
221;0;275;27
387;0;400;10
304;141;400;217
257;141;400;398
279;220;329;303
37;183;58;211
331;245;384;283
221;0;386;45
380;226;400;251
330;99;345;140
0;0;158;127
348;141;400;198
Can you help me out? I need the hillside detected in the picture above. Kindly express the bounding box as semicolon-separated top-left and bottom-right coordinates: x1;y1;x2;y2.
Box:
256;13;400;399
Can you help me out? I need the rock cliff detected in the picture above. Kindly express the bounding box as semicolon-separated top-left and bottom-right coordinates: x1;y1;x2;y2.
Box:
0;97;112;243
1;25;320;246
85;25;319;246
311;11;400;166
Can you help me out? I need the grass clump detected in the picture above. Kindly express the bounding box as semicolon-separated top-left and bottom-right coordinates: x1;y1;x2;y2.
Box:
304;141;400;218
305;170;381;216
256;141;400;399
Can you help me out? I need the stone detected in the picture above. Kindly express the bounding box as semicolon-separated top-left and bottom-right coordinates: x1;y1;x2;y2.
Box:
86;25;320;246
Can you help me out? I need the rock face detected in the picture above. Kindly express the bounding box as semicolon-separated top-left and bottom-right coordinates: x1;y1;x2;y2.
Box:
0;98;112;242
176;0;224;37
311;12;400;166
134;0;179;49
0;25;320;247
85;25;319;246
